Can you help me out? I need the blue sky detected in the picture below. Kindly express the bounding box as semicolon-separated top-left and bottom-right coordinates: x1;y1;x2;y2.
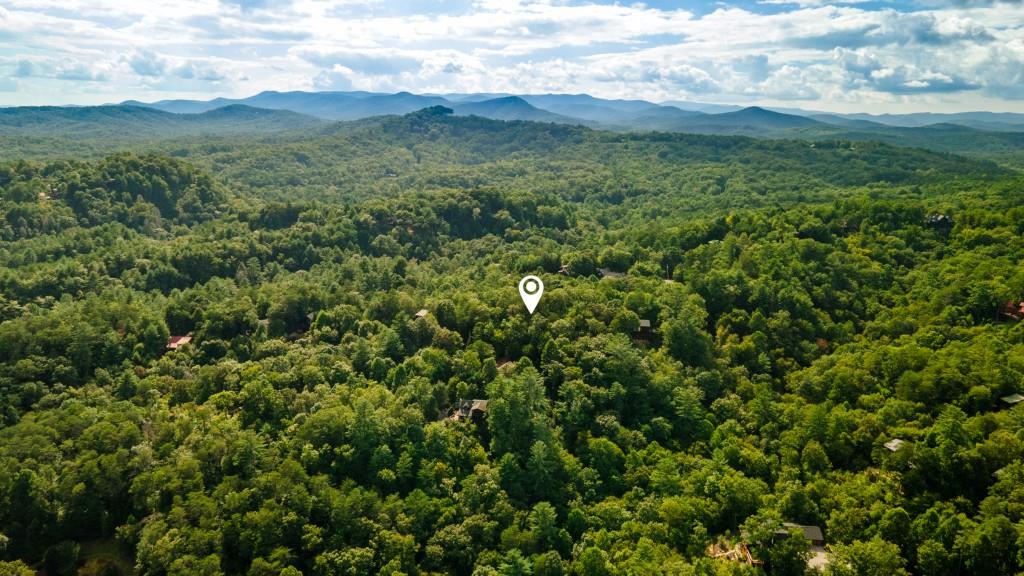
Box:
1;0;1023;112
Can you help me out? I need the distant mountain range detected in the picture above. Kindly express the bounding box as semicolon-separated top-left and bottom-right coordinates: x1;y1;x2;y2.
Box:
0;90;1022;164
452;96;576;123
118;90;1024;132
0;103;322;139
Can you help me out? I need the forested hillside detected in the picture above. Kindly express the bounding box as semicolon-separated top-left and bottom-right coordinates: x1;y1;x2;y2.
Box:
0;110;1022;576
4;101;1024;172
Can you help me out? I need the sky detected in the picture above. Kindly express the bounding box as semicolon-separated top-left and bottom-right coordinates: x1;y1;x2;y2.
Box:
1;0;1023;113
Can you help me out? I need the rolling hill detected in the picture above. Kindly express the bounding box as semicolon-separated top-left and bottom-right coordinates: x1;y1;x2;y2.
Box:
519;94;667;124
0;104;323;139
117;90;1024;146
0;90;1020;168
0;98;1022;576
451;96;581;123
634;106;828;135
841;111;1024;131
132;90;448;121
144;107;1011;204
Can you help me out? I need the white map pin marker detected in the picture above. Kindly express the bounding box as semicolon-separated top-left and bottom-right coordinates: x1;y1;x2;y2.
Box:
518;275;544;314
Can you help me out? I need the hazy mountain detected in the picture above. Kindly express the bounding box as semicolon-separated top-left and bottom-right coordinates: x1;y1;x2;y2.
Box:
660;104;1024;132
119;90;1024;135
124;97;236;114
0;104;323;139
451;96;581;123
601;106;706;131
1;104;175;129
716;107;824;128
130;90;447;121
808;122;1024;160
334;92;450;120
809;114;892;130
439;93;514;103
641;106;827;135
3;90;1016;168
518;94;665;123
659;100;745;114
126;91;690;127
841;111;1024;131
1;97;1021;171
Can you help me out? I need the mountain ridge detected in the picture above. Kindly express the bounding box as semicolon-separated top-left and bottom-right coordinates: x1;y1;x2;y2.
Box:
114;90;1024;133
451;96;583;124
1;92;1021;166
0;103;324;138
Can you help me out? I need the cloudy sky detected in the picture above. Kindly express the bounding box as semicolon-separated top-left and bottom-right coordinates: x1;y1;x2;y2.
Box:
1;0;1023;112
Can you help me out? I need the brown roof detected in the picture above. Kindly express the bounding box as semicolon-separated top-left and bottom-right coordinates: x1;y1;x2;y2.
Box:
166;335;192;350
1001;301;1024;320
777;523;824;543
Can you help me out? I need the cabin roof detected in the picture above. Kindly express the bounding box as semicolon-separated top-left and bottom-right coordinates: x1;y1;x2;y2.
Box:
598;268;625;279
1001;393;1024;405
166;335;192;350
414;309;429;318
1001;301;1024;320
777;523;824;543
884;438;906;452
448;398;489;421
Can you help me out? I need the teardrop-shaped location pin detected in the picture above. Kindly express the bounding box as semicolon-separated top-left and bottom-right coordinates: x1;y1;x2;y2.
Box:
518;275;544;314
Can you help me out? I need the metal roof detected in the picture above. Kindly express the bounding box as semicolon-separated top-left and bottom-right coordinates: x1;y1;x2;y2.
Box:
884;438;906;452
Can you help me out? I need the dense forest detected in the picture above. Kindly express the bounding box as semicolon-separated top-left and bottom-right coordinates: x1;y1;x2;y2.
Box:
0;107;1023;575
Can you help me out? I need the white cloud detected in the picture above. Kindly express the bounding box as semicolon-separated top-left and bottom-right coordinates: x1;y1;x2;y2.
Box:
312;65;355;90
12;60;34;77
55;61;109;82
0;0;1022;111
127;50;168;77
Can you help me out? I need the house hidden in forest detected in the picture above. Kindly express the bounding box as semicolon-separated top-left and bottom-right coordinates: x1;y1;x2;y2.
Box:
598;268;625;279
1001;301;1024;321
775;523;824;546
925;213;954;233
414;309;429;319
166;335;192;350
633;319;653;342
884;438;906;452
1000;393;1024;408
775;523;829;569
448;399;488;423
